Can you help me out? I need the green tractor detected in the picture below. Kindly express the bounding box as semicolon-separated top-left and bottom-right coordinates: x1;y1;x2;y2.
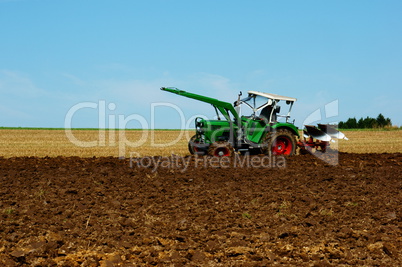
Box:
161;87;300;156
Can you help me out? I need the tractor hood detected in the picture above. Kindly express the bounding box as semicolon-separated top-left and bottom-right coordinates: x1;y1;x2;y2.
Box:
161;87;240;121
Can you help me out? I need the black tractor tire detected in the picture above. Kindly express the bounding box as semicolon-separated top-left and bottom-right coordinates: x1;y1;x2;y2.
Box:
188;135;207;155
262;129;297;156
207;141;234;157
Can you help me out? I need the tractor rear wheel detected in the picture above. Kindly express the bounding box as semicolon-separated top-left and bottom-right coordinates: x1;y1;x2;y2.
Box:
262;129;297;156
207;141;234;157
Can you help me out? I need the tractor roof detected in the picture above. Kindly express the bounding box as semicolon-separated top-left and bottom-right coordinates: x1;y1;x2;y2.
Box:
248;91;297;102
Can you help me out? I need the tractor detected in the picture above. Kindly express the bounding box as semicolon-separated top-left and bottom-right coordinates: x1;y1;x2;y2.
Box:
161;87;347;156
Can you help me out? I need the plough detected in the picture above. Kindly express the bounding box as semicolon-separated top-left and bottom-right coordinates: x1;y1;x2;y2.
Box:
298;124;348;153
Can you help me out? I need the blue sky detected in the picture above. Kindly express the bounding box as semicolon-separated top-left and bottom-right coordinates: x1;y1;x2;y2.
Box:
1;0;401;129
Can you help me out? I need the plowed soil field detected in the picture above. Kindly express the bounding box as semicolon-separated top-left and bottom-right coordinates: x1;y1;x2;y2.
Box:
1;153;401;266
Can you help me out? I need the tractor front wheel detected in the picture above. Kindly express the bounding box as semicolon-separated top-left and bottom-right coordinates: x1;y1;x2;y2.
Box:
188;135;206;155
207;141;234;157
263;129;297;156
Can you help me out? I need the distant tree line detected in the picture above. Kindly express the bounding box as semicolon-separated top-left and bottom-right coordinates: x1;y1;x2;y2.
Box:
339;114;392;129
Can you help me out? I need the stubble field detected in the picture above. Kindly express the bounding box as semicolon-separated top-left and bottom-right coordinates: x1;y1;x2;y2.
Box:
0;129;401;157
0;129;401;266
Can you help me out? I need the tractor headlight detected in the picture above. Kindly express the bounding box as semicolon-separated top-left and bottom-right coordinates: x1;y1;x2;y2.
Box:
196;125;203;134
195;118;205;134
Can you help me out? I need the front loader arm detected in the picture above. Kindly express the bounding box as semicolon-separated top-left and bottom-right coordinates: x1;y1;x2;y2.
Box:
161;87;239;121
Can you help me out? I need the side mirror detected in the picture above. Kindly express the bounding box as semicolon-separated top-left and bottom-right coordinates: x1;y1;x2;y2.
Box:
235;91;243;107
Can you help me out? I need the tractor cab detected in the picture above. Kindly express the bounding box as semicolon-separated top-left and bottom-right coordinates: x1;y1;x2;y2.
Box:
232;91;298;146
235;91;297;124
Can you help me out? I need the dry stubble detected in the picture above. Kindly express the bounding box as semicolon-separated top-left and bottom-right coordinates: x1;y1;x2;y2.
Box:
0;129;400;157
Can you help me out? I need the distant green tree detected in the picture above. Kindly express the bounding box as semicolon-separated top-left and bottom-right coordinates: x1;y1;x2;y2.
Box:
339;114;392;129
363;116;377;128
377;114;391;127
386;117;392;126
357;117;364;128
345;117;357;129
